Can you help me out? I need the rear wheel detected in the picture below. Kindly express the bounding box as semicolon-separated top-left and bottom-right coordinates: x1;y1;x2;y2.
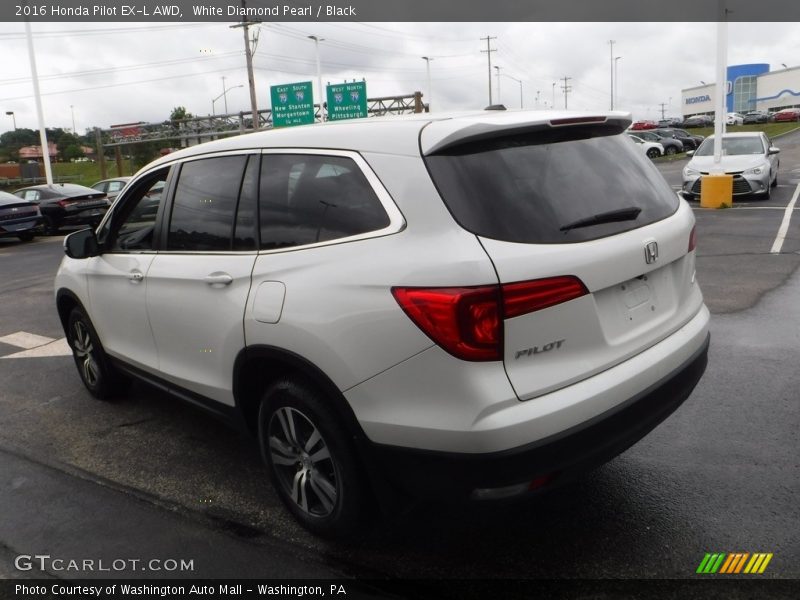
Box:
646;148;660;159
258;378;369;538
17;232;35;242
665;146;677;155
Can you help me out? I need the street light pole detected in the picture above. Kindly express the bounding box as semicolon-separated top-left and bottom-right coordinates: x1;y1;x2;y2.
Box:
70;105;76;134
308;35;325;121
24;20;52;184
494;65;501;104
552;82;556;109
614;56;622;109
609;40;615;110
212;84;244;115
5;111;16;130
421;56;434;111
502;73;523;109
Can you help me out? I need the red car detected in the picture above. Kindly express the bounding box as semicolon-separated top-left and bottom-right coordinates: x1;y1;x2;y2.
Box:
772;108;800;122
630;120;658;130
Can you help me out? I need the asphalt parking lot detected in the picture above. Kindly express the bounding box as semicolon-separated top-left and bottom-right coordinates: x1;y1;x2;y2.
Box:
1;131;799;597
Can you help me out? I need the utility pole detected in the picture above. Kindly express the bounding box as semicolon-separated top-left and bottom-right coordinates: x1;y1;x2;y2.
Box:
231;1;260;130
535;90;540;109
609;40;615;110
421;56;434;111
561;76;572;109
309;35;325;121
552;82;556;108
659;102;668;119
494;65;502;104
480;36;497;105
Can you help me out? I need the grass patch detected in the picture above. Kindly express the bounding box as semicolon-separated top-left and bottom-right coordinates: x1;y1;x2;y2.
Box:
52;160;136;187
688;122;800;138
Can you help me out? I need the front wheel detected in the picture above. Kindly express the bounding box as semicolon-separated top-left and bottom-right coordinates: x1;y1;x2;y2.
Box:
646;148;660;158
258;379;369;538
67;307;119;400
665;146;677;155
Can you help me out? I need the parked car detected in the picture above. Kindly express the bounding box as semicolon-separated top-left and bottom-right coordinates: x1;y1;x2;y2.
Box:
55;110;710;537
630;120;658;130
655;128;704;151
13;183;110;235
682;132;780;200
628;130;684;155
683;115;714;128
0;190;41;242
726;113;745;126
91;177;132;202
743;111;770;124
628;134;664;158
771;107;800;122
658;117;683;128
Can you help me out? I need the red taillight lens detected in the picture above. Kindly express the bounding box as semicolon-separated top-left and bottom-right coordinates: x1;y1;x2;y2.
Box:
502;276;587;319
688;225;697;252
57;199;78;208
392;286;501;361
392;276;588;362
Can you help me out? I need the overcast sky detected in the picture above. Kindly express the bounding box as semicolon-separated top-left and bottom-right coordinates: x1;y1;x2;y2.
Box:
2;21;799;135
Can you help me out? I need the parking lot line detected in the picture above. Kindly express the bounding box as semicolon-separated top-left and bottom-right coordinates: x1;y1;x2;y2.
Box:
770;183;800;254
0;331;55;349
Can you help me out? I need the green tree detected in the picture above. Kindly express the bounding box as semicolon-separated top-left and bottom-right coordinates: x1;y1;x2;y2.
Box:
63;144;85;161
170;106;193;121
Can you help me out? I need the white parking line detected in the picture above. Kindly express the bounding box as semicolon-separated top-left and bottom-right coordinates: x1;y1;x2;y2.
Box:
1;338;71;359
771;183;800;254
0;331;55;349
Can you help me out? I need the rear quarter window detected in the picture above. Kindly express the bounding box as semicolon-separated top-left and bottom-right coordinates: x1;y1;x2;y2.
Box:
425;130;679;244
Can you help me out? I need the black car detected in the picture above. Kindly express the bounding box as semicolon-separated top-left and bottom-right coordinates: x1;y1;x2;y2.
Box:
655;128;704;151
683;115;714;128
0;190;41;242
13;183;109;235
743;111;770;124
628;130;684;155
657;117;683;128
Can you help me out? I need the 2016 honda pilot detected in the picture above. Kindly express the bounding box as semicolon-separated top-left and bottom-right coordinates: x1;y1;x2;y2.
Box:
55;110;710;537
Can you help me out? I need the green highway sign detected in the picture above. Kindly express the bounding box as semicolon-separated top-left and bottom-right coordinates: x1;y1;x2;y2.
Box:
270;81;315;128
326;81;368;121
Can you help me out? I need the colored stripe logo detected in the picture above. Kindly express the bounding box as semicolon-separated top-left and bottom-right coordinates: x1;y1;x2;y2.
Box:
696;553;773;574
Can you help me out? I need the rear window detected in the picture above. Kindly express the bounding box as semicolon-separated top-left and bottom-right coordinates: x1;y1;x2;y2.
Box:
425;130;679;244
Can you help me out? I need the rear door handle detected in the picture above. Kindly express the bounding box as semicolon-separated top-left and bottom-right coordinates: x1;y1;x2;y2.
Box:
204;272;233;286
128;270;144;283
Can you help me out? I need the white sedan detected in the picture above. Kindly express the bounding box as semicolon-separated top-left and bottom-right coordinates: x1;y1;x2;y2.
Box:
628;134;664;158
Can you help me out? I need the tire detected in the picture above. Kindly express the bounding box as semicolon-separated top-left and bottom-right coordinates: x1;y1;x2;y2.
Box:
665;146;677;155
258;378;368;538
67;307;119;400
42;215;59;236
771;171;778;188
17;232;35;242
646;148;660;159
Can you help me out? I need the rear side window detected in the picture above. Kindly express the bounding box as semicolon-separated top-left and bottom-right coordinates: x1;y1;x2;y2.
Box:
259;154;390;250
425;131;679;244
168;155;249;251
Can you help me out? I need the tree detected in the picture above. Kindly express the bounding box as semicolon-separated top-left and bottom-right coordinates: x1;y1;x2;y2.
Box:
170;106;193;121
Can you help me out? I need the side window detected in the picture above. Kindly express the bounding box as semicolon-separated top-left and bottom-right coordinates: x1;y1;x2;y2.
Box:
167;155;248;252
107;181;124;193
259;154;390;250
106;169;169;252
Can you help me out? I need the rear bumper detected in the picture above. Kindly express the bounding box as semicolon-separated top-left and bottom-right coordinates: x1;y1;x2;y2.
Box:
366;331;709;500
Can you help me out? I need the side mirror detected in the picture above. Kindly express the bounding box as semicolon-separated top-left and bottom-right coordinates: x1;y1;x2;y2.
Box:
768;147;780;155
64;228;100;259
686;150;695;157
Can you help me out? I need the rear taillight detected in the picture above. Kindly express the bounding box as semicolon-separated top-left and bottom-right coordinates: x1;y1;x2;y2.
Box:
57;199;78;208
688;225;697;252
392;276;587;362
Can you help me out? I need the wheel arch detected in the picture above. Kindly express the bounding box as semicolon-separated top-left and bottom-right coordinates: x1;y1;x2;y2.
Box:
55;288;85;335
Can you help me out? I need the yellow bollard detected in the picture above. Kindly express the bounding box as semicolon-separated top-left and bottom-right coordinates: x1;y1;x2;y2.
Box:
700;174;733;209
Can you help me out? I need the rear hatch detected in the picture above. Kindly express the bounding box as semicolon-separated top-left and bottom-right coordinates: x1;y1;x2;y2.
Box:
422;113;703;400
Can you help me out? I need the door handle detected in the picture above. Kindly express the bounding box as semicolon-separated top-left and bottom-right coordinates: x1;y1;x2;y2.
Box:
204;273;233;286
128;270;144;282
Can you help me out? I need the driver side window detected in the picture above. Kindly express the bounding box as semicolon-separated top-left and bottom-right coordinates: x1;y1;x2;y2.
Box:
104;169;169;252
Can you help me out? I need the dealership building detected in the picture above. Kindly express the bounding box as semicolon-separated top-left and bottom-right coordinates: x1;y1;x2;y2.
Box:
681;63;800;117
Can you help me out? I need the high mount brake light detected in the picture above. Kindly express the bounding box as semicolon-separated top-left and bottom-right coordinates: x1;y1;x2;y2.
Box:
392;276;587;362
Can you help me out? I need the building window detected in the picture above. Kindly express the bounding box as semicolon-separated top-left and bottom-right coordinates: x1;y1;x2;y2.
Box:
733;76;758;113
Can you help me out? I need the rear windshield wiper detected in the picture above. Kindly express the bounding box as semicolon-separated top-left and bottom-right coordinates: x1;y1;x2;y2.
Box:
559;207;642;232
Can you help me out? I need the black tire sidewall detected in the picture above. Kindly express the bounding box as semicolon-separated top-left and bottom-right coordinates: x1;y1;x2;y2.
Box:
67;307;113;400
258;379;367;537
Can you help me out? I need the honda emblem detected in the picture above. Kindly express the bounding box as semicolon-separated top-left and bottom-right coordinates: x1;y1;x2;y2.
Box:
644;241;659;264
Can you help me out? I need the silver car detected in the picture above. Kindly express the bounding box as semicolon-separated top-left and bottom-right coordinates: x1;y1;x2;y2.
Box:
681;132;780;200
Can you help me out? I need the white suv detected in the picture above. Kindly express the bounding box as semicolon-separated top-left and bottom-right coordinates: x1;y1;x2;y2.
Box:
55;110;710;536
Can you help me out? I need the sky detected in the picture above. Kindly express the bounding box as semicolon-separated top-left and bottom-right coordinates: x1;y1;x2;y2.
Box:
2;21;800;136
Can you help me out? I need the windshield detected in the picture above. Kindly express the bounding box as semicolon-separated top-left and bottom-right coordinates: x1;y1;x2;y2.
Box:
695;136;765;157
